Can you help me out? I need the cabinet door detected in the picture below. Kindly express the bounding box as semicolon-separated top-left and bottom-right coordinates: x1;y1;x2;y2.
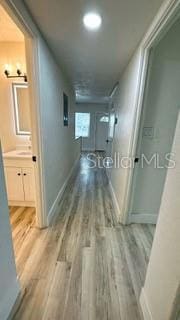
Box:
4;167;24;201
22;168;35;202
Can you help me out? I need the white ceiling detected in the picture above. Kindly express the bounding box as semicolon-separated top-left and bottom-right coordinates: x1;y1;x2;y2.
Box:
0;5;24;42
24;0;164;103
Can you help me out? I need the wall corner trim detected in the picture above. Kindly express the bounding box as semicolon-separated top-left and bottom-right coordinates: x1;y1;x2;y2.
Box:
140;287;153;320
47;155;80;225
108;179;122;224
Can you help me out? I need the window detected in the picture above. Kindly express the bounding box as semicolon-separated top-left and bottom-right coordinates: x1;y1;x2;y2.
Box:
75;112;90;138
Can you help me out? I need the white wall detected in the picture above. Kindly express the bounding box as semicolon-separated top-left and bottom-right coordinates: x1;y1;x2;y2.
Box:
140;111;180;320
0;42;31;152
38;39;80;216
131;20;180;220
76;103;108;151
108;49;142;221
0;143;20;319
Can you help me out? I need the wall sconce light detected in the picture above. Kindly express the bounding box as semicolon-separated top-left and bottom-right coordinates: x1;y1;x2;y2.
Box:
4;64;27;82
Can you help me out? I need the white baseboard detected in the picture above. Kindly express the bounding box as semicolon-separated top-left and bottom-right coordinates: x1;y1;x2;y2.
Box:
0;278;20;320
47;156;80;224
108;179;121;223
129;213;157;224
82;149;95;152
140;288;153;320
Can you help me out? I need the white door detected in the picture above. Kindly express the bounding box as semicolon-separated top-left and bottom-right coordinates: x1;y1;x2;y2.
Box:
106;110;116;158
95;113;109;151
4;167;24;201
22;168;35;202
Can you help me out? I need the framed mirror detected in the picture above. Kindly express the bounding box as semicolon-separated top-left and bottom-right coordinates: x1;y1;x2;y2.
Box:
12;83;31;135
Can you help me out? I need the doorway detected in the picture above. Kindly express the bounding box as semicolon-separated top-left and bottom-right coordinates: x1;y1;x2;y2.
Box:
0;0;45;227
0;1;45;279
129;16;180;224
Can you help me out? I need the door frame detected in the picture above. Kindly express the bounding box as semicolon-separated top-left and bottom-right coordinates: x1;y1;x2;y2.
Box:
1;0;47;227
122;0;180;224
128;48;155;222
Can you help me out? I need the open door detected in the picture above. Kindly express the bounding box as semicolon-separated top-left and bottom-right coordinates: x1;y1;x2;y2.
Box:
95;112;109;151
106;109;116;158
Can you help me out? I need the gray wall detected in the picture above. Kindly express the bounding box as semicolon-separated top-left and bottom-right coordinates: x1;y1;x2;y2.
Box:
140;110;180;320
0;144;20;319
38;39;80;217
108;49;142;221
76;103;108;151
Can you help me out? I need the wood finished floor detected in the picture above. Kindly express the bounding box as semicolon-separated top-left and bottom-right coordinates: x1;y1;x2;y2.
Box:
11;153;155;320
10;206;36;276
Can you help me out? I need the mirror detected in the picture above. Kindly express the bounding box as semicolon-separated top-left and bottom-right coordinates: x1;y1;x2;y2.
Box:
12;83;31;135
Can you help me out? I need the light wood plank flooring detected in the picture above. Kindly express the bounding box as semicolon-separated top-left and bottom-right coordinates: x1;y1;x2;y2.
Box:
10;206;36;276
11;153;155;320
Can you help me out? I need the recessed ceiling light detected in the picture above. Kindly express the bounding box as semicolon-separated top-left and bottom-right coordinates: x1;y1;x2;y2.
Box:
83;12;102;31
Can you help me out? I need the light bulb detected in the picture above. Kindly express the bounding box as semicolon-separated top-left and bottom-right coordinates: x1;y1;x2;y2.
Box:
83;12;102;31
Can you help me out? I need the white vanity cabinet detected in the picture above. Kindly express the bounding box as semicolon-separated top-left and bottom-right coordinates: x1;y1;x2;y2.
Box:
3;150;36;207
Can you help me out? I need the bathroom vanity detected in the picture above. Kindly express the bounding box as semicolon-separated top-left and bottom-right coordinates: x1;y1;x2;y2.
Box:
3;149;35;207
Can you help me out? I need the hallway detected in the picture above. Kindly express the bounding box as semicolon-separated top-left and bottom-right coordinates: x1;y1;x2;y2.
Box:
14;153;155;320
